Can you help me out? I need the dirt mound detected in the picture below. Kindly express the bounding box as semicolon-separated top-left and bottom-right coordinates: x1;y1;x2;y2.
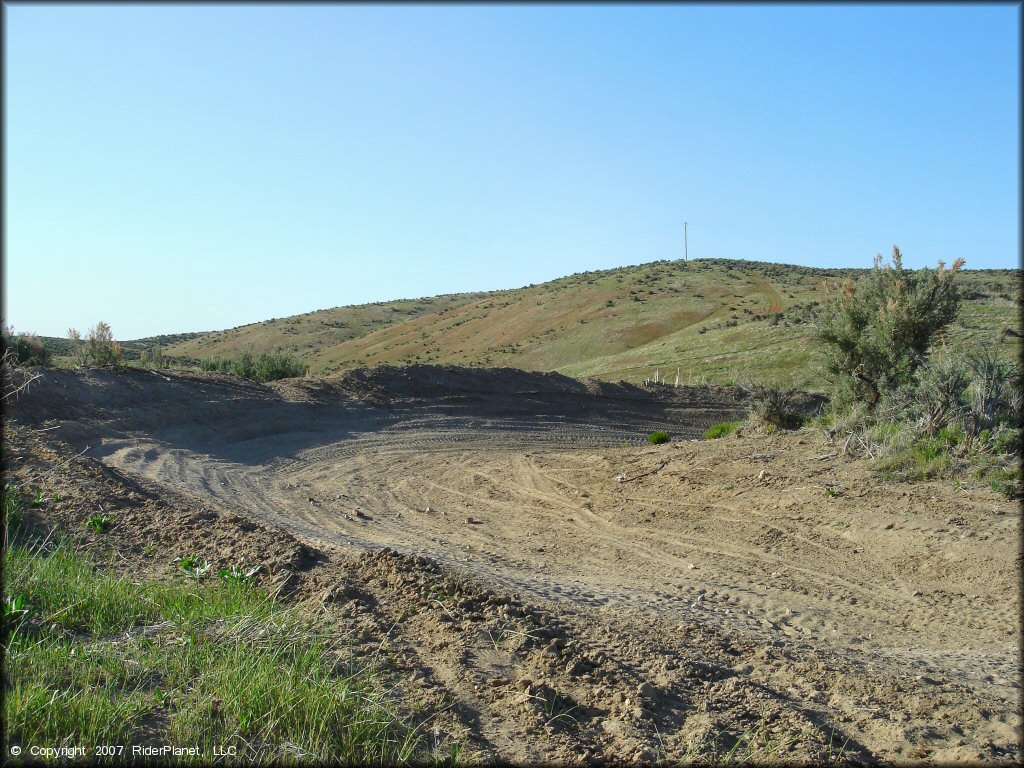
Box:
331;364;614;401
3;365;1019;763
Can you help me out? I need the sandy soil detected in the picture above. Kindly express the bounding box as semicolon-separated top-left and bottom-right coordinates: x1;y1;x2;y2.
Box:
5;365;1020;764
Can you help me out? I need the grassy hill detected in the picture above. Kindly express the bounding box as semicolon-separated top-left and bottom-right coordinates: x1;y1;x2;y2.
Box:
41;258;1018;389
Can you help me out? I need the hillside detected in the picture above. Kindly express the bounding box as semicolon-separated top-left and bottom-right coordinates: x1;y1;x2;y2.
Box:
150;258;1019;388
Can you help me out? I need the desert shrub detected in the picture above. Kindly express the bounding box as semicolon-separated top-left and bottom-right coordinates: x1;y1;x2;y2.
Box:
201;350;306;382
647;430;671;444
876;348;1021;442
66;328;88;366
704;422;740;439
66;322;123;366
965;347;1021;433
742;384;803;429
87;322;123;365
987;422;1022;456
139;346;167;369
818;247;962;408
0;329;51;367
887;354;971;436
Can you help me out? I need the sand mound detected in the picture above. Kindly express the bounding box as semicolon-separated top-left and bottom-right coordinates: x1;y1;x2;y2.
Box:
5;364;1019;763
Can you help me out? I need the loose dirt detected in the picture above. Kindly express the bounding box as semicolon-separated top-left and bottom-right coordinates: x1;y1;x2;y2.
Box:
5;365;1020;764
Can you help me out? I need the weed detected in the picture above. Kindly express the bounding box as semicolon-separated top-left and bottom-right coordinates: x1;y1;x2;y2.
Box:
84;513;111;533
647;430;671;445
3;594;30;647
705;422;740;439
3;482;24;536
178;555;211;580
714;713;803;764
29;488;44;508
217;564;261;586
526;687;579;728
743;383;805;429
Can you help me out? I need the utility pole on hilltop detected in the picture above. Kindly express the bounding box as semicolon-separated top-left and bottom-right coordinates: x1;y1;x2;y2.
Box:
684;222;688;261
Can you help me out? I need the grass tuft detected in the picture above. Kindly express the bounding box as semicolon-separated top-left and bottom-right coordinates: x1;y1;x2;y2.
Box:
704;422;740;440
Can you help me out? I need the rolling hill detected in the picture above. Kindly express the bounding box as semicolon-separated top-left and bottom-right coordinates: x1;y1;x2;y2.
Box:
41;258;1020;389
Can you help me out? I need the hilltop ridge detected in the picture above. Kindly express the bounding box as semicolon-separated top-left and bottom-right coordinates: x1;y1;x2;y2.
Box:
41;257;1020;388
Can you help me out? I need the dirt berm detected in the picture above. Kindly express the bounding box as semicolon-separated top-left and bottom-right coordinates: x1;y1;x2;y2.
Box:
4;365;1019;764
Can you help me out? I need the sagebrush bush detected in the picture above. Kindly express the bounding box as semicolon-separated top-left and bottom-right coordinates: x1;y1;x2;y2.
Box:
742;384;803;429
201;350;306;382
876;347;1021;443
5;333;51;367
965;347;1020;432
704;422;739;439
894;354;971;436
818;247;962;407
67;323;123;366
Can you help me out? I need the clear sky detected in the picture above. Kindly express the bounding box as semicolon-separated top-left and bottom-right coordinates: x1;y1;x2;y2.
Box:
4;3;1020;340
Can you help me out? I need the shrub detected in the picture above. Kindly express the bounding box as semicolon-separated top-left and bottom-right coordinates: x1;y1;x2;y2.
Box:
704;422;740;439
88;322;124;366
743;384;803;429
647;431;671;444
1;328;51;367
990;423;1022;456
67;322;123;366
139;346;167;369
898;354;971;436
66;328;88;366
818;247;962;408
878;347;1020;441
201;350;306;382
965;347;1021;432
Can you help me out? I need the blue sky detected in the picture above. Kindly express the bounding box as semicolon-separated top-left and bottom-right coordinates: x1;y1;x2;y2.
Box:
5;3;1019;339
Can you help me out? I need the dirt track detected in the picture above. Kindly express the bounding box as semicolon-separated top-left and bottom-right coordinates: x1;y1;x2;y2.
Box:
6;365;1021;764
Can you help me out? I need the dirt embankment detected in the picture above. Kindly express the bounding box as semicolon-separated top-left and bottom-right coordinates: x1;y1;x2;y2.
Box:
4;365;1020;764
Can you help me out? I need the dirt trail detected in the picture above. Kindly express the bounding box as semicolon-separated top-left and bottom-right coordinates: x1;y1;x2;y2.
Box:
6;366;1020;764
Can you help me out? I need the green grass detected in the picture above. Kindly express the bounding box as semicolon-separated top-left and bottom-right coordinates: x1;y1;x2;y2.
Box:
704;422;741;439
647;430;671;444
3;488;420;764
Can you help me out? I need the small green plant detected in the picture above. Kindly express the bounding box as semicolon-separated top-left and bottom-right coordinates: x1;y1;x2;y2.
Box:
217;564;260;586
704;422;740;439
178;555;211;579
29;488;44;508
84;513;112;533
538;688;580;728
3;594;30;646
647;430;671;445
3;482;24;536
990;479;1020;499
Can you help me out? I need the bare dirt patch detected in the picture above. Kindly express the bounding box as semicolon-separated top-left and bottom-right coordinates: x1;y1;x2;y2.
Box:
5;365;1020;764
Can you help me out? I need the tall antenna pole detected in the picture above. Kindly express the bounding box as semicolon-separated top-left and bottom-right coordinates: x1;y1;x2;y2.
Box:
684;222;688;261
